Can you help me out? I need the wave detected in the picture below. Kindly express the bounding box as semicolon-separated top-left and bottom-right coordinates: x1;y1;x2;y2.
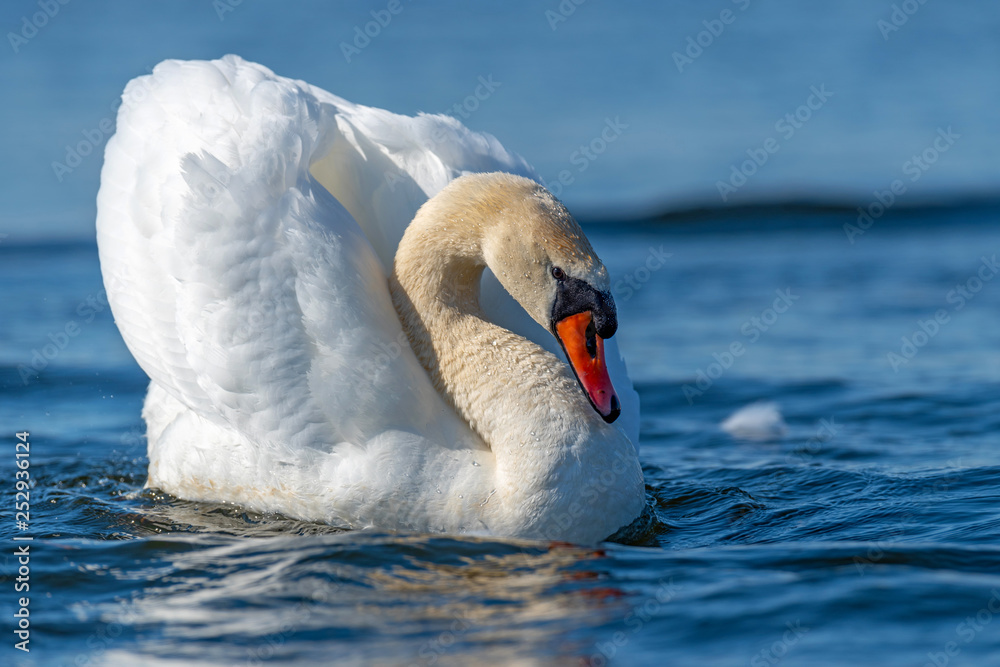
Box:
580;192;1000;226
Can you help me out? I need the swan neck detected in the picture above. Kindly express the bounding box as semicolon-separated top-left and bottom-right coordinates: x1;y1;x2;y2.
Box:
391;214;559;443
406;232;486;318
388;181;646;541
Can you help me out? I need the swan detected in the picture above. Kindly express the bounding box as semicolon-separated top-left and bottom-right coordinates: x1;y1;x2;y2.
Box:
96;55;648;544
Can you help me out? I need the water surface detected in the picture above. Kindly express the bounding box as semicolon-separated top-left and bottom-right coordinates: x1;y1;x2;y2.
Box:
3;208;999;665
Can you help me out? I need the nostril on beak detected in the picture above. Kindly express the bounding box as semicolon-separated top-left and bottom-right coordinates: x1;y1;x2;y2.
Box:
585;319;598;358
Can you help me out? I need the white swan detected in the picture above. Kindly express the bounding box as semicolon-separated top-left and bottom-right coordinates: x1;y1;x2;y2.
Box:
96;55;648;544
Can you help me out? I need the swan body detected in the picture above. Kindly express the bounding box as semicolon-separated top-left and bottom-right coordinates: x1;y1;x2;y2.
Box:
96;55;646;544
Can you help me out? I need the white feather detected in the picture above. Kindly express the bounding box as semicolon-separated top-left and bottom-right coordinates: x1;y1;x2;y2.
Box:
97;55;640;540
721;402;787;441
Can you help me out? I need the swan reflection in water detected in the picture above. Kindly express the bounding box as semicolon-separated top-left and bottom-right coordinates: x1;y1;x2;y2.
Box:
95;495;652;666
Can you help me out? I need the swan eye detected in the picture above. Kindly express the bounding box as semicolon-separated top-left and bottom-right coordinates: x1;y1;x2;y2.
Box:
551;266;566;281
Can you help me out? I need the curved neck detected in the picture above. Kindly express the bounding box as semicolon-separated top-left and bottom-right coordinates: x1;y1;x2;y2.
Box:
389;206;645;542
390;217;586;447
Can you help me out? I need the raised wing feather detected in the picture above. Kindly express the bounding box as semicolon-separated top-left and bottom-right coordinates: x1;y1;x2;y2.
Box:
96;55;639;475
98;57;452;453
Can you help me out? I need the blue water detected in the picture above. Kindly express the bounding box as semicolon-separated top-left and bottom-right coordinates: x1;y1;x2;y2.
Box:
3;207;1000;665
1;0;998;236
4;1;1000;664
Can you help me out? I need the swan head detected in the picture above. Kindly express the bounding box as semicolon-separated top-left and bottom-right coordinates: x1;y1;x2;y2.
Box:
450;173;622;423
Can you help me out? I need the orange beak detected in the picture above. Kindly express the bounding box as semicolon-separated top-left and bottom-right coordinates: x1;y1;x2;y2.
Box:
555;311;621;423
